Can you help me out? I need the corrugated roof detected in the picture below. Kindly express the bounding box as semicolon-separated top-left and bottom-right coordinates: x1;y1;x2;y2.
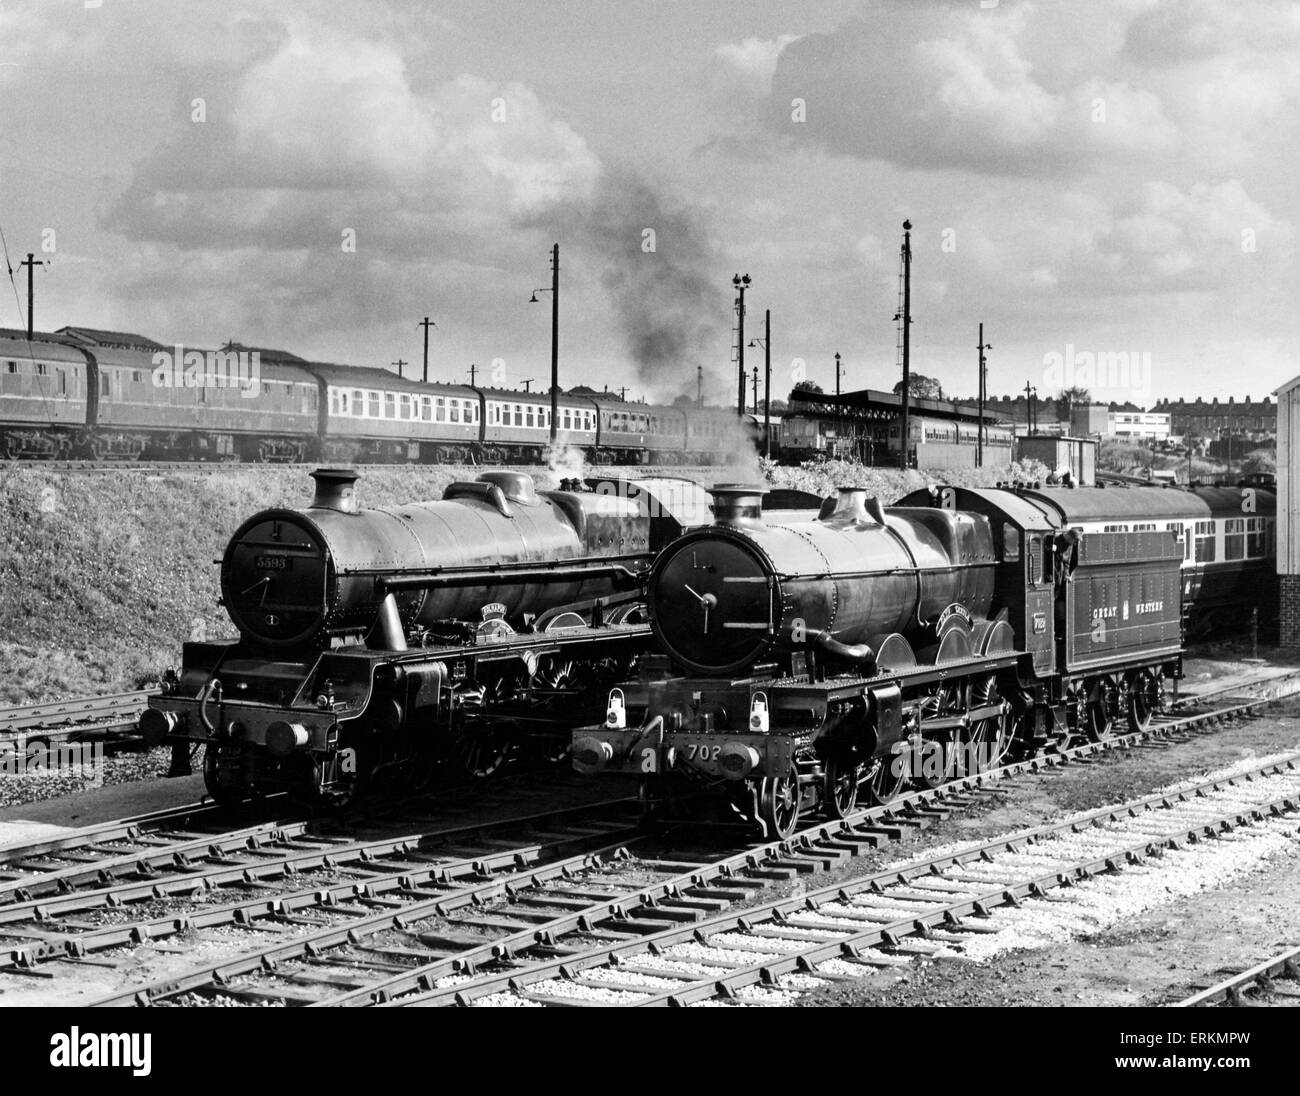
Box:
56;326;163;350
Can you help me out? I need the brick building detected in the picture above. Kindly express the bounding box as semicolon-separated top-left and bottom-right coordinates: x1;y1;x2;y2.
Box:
1150;395;1276;442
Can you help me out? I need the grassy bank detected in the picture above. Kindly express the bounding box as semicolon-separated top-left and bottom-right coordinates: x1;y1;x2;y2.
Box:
0;457;1043;705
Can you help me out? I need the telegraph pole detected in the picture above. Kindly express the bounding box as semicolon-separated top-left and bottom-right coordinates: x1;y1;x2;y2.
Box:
618;385;630;401
732;274;750;415
751;366;759;415
899;221;912;469
520;379;535;392
977;323;992;468
697;365;703;408
835;352;843;456
417;316;436;383
549;244;559;442
392;359;407;379
19;253;43;340
468;363;479;385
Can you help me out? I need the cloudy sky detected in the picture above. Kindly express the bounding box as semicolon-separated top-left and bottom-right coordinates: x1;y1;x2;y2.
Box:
1;0;1296;406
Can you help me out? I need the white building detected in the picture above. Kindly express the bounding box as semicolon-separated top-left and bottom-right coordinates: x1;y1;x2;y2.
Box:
1108;410;1170;441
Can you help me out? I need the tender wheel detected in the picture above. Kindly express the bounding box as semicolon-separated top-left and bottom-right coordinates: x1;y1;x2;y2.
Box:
823;752;862;819
1126;671;1160;733
1085;680;1115;742
759;771;801;840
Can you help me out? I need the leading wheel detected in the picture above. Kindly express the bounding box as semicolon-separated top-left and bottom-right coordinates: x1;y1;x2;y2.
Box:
760;771;801;840
823;753;861;819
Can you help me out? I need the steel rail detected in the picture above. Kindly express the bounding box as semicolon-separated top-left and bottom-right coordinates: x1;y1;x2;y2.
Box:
1172;944;1300;1007
5;816;641;970
88;837;646;1006
415;756;1300;1007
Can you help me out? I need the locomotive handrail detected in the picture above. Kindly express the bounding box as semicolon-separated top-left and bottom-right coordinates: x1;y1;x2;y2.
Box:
349;551;648;577
375;563;644;591
196;678;222;736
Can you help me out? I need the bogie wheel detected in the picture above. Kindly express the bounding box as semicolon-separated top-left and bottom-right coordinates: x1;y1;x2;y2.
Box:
759;770;801;840
1126;671;1160;733
1085;680;1115;742
823;752;862;819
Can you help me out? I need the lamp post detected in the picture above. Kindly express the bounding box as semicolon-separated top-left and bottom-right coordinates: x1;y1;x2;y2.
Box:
746;309;772;458
732;274;750;416
530;243;560;442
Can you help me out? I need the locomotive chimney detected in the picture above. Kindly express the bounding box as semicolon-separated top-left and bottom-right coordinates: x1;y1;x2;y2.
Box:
819;486;884;525
709;484;767;525
309;468;360;513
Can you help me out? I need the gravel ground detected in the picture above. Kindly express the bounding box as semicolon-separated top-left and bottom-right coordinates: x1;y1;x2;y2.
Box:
0;745;171;810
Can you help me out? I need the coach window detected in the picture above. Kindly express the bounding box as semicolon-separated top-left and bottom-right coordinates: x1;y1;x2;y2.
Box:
525;405;535;428
563;409;572;430
450;400;461;424
1193;520;1215;563
1166;522;1190;561
1224;518;1245;561
1000;523;1020;563
1246;518;1266;557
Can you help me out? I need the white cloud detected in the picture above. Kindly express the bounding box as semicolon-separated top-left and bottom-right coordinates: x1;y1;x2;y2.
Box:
714;35;801;96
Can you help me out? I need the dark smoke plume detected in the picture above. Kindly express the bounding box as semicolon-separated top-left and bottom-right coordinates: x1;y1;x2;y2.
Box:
535;170;730;403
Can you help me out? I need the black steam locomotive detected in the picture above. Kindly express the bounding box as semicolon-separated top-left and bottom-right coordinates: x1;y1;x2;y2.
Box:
141;468;724;805
572;481;1233;838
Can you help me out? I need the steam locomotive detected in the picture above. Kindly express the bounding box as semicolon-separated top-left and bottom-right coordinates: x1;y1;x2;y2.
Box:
140;467;822;805
140;469;711;804
572;480;1267;838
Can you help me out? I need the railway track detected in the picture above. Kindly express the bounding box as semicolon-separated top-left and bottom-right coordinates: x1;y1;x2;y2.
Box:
377;752;1300;1007
0;689;154;747
79;679;1299;1006
1173;944;1300;1007
0;779;643;980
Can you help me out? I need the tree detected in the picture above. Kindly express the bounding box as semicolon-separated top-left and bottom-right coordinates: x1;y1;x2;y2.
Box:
1059;385;1091;413
893;373;943;400
788;379;826;413
672;393;695;407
